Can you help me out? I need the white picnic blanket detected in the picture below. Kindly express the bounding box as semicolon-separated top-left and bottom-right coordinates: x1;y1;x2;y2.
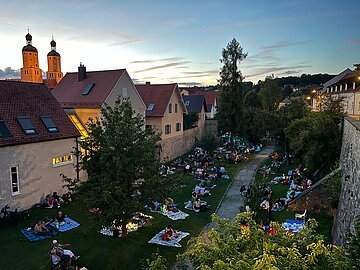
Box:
148;229;190;247
100;225;138;237
162;210;189;220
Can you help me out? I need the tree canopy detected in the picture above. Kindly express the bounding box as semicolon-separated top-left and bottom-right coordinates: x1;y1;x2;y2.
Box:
180;213;349;270
217;38;248;137
79;99;169;237
259;75;282;112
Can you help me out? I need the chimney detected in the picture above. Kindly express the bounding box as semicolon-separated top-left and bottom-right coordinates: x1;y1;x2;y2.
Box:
78;62;86;82
146;81;150;85
353;81;356;89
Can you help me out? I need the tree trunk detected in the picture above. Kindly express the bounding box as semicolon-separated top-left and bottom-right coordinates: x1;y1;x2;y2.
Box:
121;223;128;238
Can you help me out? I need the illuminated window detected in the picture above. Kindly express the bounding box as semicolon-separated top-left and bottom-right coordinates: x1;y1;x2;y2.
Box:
52;155;73;167
68;114;88;139
10;166;20;196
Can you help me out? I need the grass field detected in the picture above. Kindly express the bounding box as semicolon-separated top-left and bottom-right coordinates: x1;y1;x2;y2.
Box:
0;154;253;270
252;155;333;242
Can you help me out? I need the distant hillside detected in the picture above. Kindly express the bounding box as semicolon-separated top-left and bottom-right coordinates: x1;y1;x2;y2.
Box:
275;73;335;87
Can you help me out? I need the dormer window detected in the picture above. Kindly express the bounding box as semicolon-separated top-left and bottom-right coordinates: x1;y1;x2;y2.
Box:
17;117;37;135
41;116;58;133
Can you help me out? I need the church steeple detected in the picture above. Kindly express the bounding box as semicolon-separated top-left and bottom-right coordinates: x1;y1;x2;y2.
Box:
46;36;63;88
20;30;42;83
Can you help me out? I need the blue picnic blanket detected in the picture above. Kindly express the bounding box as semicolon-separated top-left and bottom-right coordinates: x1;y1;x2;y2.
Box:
20;228;57;242
282;219;304;233
50;217;80;232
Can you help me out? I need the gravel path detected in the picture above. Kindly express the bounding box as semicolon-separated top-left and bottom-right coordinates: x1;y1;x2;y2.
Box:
209;146;275;226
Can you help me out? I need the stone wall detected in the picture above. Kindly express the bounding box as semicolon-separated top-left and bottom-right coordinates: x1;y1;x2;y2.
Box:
332;117;360;245
160;119;218;161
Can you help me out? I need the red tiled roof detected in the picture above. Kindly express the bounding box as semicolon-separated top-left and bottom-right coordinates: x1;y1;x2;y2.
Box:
52;69;126;108
0;81;80;147
136;83;178;117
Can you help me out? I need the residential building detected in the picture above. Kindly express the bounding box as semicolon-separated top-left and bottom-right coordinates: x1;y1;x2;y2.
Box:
182;95;207;128
181;87;219;119
136;82;187;140
0;81;80;210
315;69;360;117
52;64;146;136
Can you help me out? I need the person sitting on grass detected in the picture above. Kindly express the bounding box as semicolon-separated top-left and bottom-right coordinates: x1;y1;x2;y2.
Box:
44;194;55;208
61;192;72;203
54;211;66;229
52;240;80;261
162;225;179;241
34;220;54;236
51;192;61;208
50;249;72;269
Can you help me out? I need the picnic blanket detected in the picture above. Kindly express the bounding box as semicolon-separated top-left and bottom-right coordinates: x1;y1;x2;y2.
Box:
20;228;57;242
286;190;301;199
50;217;80;232
282;219;304;233
100;225;138;237
148;230;190;247
162;210;189;220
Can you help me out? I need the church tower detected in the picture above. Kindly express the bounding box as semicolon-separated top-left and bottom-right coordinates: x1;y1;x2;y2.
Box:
20;31;43;83
46;36;63;88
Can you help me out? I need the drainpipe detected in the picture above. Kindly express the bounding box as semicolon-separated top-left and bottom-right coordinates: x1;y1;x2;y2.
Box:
75;137;80;182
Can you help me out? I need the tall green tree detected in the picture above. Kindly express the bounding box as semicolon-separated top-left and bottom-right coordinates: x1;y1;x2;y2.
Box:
285;96;344;173
217;38;248;141
179;213;349;269
259;74;282;112
80;99;168;237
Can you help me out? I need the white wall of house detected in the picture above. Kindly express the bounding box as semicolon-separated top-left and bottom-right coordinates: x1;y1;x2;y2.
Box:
0;138;79;210
105;71;146;119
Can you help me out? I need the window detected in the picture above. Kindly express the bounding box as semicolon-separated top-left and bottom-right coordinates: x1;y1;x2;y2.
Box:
52;155;73;167
176;122;181;132
185;101;190;106
147;104;155;111
168;103;172;113
82;83;95;95
17;117;37;135
165;124;171;134
10;166;20;196
145;125;152;129
175;103;178;113
0;120;12;138
41;116;58;133
122;88;128;101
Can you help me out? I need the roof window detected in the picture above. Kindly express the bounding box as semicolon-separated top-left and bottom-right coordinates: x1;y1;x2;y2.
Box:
147;104;155;111
17;117;37;135
41;116;58;133
82;83;95;95
0;120;12;138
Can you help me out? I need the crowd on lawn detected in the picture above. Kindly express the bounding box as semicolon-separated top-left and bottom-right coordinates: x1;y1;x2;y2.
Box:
16;137;263;267
242;151;313;228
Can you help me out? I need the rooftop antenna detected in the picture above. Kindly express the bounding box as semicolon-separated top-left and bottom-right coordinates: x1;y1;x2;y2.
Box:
27;26;30;33
52;34;54;40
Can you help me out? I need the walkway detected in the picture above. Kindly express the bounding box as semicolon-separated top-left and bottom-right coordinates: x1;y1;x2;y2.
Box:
209;145;274;225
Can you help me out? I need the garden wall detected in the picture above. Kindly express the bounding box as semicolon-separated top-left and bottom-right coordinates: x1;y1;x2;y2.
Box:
160;119;218;161
332;117;360;245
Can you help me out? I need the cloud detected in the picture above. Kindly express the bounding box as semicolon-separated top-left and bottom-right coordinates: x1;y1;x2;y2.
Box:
247;65;311;78
346;40;360;45
130;57;186;64
0;67;20;79
260;40;309;50
278;70;302;76
134;61;191;73
178;82;202;87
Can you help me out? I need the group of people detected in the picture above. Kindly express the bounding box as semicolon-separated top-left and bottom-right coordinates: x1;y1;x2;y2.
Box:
44;192;72;209
50;240;83;269
161;225;179;241
33;211;67;236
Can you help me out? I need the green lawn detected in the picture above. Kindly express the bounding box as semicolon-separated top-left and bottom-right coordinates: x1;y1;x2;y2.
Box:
0;154;253;270
252;154;333;243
